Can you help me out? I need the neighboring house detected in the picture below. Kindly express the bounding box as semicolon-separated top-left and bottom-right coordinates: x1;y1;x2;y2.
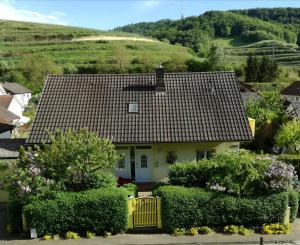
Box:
27;69;253;183
239;81;259;104
0;95;29;125
0;106;20;138
1;82;32;109
281;81;300;118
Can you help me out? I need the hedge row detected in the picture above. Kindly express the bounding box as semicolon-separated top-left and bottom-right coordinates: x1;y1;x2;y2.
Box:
154;186;295;232
287;189;299;223
22;188;128;236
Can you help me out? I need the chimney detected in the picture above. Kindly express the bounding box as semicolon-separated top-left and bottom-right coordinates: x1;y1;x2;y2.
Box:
155;65;165;92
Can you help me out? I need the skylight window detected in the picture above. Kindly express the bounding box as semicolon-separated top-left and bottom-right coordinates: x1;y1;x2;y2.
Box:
128;102;138;113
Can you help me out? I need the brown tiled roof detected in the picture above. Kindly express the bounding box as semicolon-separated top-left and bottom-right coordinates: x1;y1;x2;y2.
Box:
281;81;300;96
27;72;253;144
0;95;14;109
2;82;31;95
0;106;19;124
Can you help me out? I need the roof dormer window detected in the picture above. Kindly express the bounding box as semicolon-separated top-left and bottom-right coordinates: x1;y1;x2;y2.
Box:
128;102;138;113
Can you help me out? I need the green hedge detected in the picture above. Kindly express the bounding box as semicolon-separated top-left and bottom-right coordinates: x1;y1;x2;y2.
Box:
22;188;128;236
154;186;289;232
287;189;299;222
169;161;208;187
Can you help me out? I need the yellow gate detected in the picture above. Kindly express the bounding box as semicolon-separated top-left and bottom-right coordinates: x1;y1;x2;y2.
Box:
128;197;162;229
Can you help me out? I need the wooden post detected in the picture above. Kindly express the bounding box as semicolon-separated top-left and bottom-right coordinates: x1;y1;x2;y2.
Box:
127;197;135;229
156;197;162;229
260;237;264;245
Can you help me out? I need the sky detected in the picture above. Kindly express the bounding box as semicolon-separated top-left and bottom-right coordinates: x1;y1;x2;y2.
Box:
0;0;300;30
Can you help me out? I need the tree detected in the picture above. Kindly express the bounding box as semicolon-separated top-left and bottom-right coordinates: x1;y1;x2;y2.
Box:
246;90;287;151
206;150;270;195
206;44;225;71
275;120;300;153
164;53;188;72
245;55;259;82
22;53;61;93
5;129;119;202
257;56;279;83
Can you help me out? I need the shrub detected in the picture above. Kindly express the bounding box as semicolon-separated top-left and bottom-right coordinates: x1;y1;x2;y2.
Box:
169;161;209;188
186;227;198;235
278;154;300;176
224;225;239;234
121;183;137;196
84;172;117;189
197;226;214;234
262;223;291;234
22;188;128;237
86;231;95;239
264;161;297;191
65;231;79;240
43;234;53;240
287;189;299;222
169;150;270;195
154;186;288;232
276;120;300;154
238;227;251;235
172;228;185;236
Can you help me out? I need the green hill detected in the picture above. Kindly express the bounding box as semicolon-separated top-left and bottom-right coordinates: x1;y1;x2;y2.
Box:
0;20;195;93
116;9;300;68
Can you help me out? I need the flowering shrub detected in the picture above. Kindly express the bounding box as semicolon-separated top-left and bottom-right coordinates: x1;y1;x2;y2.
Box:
4;129;118;203
264;160;297;191
224;225;239;234
43;235;53;240
262;223;291;234
238;227;251;235
186;227;198;235
86;231;96;239
65;231;79;240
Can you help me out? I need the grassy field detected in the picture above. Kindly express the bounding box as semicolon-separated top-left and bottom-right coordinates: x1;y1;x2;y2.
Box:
0;20;195;75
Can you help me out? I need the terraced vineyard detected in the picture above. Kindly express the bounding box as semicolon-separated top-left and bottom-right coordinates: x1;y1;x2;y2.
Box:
219;39;300;68
0;20;194;77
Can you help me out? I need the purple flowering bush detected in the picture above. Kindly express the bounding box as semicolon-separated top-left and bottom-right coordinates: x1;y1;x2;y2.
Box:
4;129;118;203
264;160;298;191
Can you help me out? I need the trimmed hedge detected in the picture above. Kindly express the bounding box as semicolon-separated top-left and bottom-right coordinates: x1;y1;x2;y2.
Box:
154;186;290;232
169;161;208;187
287;189;299;222
22;188;128;236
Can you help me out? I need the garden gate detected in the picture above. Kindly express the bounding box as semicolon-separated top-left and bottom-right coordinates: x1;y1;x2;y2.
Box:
128;196;162;229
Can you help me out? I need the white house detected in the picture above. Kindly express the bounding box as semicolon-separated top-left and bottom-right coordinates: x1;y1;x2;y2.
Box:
26;69;253;183
0;95;29;125
1;82;32;110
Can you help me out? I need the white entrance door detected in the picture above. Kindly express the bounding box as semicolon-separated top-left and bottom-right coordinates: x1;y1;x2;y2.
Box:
135;149;152;182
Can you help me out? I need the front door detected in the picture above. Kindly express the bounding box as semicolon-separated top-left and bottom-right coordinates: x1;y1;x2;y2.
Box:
135;149;152;182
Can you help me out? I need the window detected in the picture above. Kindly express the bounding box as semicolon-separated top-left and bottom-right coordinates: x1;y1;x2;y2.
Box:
141;154;148;168
196;151;205;161
196;150;215;161
206;150;215;159
166;151;177;164
128;102;138;113
117;154;125;169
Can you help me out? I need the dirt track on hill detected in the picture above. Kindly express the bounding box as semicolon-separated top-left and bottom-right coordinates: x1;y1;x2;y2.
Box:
73;35;158;42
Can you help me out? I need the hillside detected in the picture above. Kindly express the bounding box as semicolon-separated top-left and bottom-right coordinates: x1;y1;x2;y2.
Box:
116;9;300;70
0;20;195;93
